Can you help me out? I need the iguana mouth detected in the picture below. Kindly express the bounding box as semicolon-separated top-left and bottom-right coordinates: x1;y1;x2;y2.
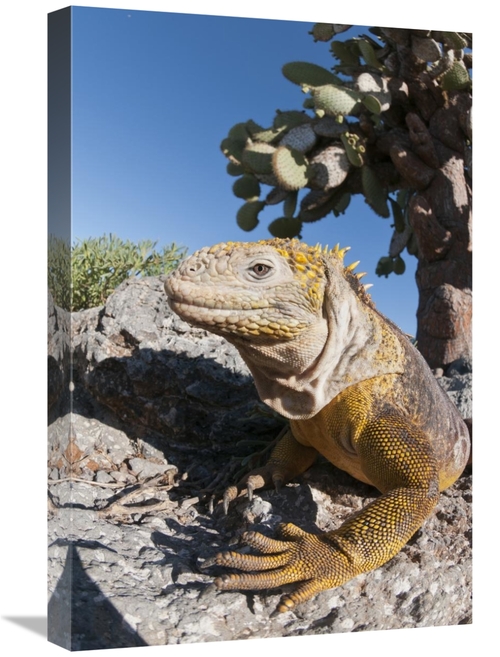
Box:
165;277;272;313
167;295;270;313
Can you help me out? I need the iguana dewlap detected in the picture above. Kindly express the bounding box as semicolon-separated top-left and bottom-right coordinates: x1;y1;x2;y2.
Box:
165;238;470;613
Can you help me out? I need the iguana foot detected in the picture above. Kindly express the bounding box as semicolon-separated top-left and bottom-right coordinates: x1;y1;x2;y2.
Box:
221;429;318;514
206;523;352;613
222;466;284;513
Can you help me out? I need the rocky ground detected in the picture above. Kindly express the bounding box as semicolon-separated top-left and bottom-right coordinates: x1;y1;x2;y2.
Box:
47;277;472;650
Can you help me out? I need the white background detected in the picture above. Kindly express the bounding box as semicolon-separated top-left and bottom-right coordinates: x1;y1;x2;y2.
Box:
1;1;491;655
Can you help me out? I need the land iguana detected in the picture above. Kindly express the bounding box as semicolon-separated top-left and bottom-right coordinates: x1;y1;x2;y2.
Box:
164;238;470;613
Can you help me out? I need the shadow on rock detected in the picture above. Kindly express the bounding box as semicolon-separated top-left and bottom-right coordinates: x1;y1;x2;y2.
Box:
48;541;148;650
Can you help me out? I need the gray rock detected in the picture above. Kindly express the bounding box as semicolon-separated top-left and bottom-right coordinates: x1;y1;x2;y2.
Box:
437;371;472;419
47;276;472;649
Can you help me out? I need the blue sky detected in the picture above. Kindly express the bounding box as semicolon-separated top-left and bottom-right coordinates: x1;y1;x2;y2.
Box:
71;7;419;334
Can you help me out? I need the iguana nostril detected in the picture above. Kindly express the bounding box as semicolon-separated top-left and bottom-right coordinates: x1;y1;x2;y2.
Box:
186;262;205;276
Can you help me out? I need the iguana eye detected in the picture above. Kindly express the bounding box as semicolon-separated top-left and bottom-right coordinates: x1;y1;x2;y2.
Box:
251;263;271;277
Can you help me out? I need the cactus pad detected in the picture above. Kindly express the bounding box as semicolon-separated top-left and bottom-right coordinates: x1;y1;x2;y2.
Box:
283;191;298;218
441;61;470;91
389;224;412;257
389;197;406;233
282;61;340;88
330;40;360;66
361;166;390;218
393;255;406;275
411;36;441;63
236;200;265;231
226;161;244;177
242;142;276;175
268;216;302;238
265;187;289;206
362;95;382;114
355;72;391;111
310;145;350;190
273;110;311;130
232;174;261;201
220;137;246;164
309;23;335;42
313;85;359;117
280;124;317;153
272;146;311;191
376;256;394;278
357;39;383;70
313;115;346;138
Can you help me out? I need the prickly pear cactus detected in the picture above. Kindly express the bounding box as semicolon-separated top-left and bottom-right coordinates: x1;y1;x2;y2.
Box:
220;23;472;288
272;146;311;191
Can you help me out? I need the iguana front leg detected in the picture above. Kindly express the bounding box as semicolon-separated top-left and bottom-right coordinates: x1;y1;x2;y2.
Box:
222;428;318;512
209;415;440;613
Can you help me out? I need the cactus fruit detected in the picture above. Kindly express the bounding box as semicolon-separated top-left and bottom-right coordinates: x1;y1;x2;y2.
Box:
242;142;276;174
272;146;311;191
236;200;265;231
232;174;261;201
268;216;302;238
313;85;359;117
280;124;317;153
282;61;340;88
340;132;365;167
361;166;390;218
310;145;350;190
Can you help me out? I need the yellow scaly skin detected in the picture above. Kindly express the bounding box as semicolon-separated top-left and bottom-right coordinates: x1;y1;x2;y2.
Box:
165;238;470;613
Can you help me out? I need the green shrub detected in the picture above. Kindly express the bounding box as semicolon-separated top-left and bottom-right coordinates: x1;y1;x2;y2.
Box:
47;233;187;311
70;234;187;311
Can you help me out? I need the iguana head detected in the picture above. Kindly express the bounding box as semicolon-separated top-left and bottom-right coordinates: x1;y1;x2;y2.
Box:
165;238;371;341
165;238;403;419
